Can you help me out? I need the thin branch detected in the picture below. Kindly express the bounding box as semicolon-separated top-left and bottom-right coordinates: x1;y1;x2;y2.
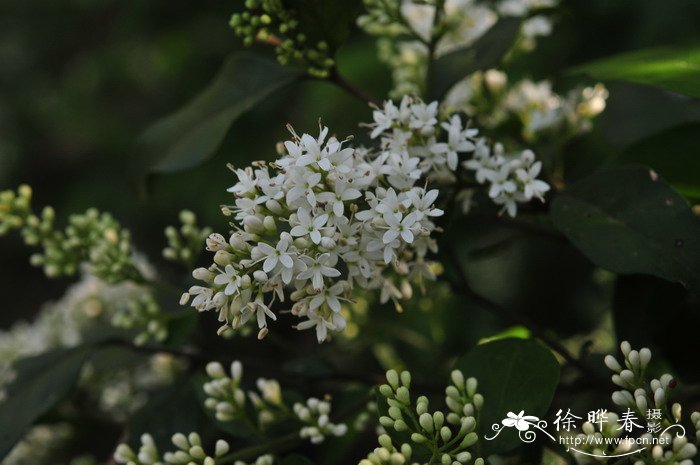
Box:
440;242;607;385
325;69;380;106
218;433;301;464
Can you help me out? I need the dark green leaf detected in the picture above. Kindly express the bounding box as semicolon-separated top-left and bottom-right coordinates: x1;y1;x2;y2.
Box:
453;338;560;455
129;376;209;447
614;275;700;383
598;82;700;148
570;43;700;99
164;310;198;347
283;0;362;50
551;166;700;295
0;346;91;459
428;18;522;100
443;223;610;337
614;123;700;200
137;52;301;174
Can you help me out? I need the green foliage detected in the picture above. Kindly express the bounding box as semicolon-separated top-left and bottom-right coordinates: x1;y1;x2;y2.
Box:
571;43;700;99
453;338;560;455
597;82;700;148
613;275;700;383
283;0;363;51
614;124;700;200
280;454;315;465
0;346;91;457
551;166;700;295
136;52;301;175
428;18;522;100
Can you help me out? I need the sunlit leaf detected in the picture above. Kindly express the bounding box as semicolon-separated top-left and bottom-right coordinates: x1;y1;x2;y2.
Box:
571;43;700;99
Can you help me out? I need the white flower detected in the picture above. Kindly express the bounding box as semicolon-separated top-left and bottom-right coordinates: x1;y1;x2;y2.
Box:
253;235;295;274
516;160;550;200
290;208;328;244
487;164;518;199
297;253;341;290
214;265;241;296
382;212;419;244
286;170;322;207
309;282;346;313
317;182;361;217
409;100;438;134
430;115;477;169
296;309;341;343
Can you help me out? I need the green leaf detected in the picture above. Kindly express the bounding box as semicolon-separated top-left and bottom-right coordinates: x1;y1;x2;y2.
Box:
570;43;700;99
129;376;210;448
0;346;91;459
614;123;700;201
613;275;700;383
598;82;700;148
137;52;301;174
453;338;560;455
428;18;522;100
551;166;700;295
283;0;362;50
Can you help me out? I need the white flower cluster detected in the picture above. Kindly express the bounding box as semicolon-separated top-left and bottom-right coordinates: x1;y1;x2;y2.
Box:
183;111;450;342
370;96;550;217
358;0;558;97
369;369;484;465
203;360;348;444
115;432;230;465
444;70;609;142
294;397;349;444
183;97;550;341
567;341;699;465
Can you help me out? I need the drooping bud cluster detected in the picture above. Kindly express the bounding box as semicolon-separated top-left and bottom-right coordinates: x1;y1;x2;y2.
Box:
370;369;484;465
114;432;230;465
183;97;550;342
230;0;334;77
0;185;142;283
163;210;212;269
202;360;348;443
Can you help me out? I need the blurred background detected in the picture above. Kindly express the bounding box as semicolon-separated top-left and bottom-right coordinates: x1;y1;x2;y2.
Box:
2;0;700;329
